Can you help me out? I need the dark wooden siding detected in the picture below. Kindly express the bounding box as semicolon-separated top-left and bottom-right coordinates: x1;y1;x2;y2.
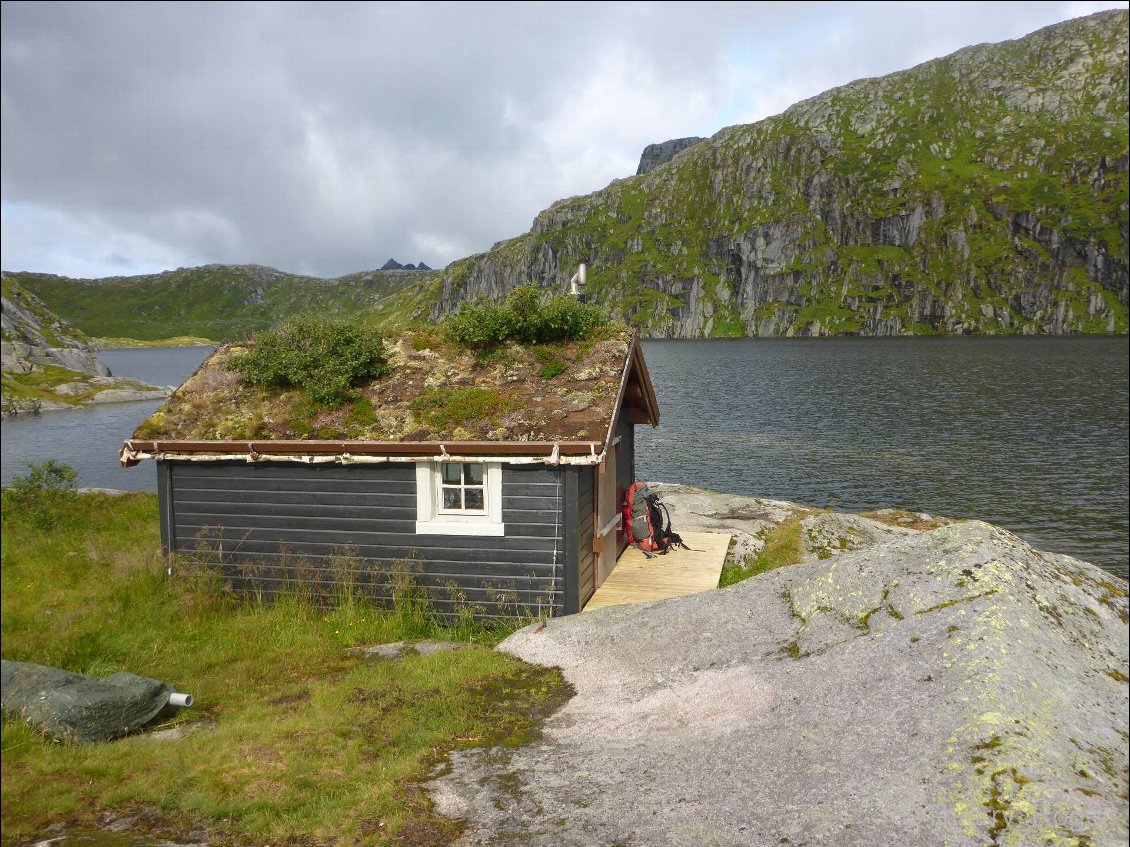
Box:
161;460;568;619
614;411;635;555
576;466;596;608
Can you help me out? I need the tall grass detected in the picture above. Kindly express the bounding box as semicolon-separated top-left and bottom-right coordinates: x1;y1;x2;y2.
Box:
1;485;566;846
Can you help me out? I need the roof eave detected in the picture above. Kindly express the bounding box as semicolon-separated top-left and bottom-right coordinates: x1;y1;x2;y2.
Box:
120;438;606;467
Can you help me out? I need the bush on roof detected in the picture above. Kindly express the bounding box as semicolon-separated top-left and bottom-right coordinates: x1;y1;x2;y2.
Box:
442;285;604;347
231;316;390;407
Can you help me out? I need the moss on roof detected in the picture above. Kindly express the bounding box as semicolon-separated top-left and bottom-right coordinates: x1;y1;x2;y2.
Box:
133;325;636;444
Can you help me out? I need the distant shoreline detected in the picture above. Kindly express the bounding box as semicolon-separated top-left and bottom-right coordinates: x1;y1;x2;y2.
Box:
90;336;216;349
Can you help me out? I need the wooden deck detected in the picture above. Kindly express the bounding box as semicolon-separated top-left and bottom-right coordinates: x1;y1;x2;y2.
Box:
582;531;731;612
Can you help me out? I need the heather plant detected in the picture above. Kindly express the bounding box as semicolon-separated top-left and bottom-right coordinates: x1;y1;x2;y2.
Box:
231;316;389;406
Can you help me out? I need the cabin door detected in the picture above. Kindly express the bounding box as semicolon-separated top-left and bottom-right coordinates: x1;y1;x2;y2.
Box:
593;447;621;587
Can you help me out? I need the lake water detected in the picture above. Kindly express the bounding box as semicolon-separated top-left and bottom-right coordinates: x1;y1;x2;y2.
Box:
1;347;214;493
636;337;1129;578
2;339;1127;578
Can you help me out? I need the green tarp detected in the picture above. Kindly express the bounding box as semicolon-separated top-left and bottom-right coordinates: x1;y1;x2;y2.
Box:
1;659;178;742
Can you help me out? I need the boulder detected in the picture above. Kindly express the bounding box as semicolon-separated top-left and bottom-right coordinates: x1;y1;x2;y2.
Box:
428;521;1129;846
798;510;918;561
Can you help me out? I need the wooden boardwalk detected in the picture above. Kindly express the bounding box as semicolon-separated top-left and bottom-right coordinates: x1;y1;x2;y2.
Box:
582;531;731;612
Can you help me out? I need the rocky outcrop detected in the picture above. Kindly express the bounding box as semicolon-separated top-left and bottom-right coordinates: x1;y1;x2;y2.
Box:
635;136;706;175
1;278;170;414
429;519;1129;846
379;258;432;271
1;281;110;376
429;11;1128;337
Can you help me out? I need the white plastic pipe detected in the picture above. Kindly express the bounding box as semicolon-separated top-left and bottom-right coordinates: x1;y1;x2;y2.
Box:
168;692;194;708
569;263;587;295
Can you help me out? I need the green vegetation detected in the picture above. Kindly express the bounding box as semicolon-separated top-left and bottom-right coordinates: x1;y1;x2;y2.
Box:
10;266;434;342
1;365;87;409
1;467;568;846
442;285;605;347
719;518;806;587
231;316;390;407
91;336;215;349
4;460;78;530
410;386;517;430
408;12;1128;338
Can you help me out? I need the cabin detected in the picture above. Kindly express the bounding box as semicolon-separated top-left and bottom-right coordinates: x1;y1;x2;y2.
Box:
120;328;659;619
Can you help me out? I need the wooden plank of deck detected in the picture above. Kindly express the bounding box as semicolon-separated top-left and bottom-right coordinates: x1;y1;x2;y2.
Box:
582;531;731;612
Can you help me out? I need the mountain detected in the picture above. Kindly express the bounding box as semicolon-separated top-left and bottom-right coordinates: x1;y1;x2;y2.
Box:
380;258;434;272
7;264;433;342
636;137;706;175
1;276;168;413
428;11;1128;337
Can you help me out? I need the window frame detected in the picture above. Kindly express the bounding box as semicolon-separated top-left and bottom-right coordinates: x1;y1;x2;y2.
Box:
415;461;504;536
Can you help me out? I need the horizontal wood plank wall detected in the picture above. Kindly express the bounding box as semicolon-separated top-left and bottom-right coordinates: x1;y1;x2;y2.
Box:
164;461;567;619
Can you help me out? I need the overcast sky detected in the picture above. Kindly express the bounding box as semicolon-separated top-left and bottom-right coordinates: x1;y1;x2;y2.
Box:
1;1;1126;279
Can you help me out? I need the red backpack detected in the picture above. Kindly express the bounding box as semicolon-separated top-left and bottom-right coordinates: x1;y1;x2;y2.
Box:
621;482;686;557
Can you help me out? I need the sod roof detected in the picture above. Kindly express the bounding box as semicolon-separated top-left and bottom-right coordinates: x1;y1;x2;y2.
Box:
126;325;658;457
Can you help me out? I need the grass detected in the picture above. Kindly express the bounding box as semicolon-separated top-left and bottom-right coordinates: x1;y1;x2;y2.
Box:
409;386;517;430
1;367;86;409
12;267;434;342
718;518;805;587
1;488;568;846
91;336;216;348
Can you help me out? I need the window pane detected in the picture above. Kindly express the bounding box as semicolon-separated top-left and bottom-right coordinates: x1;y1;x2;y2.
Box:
442;487;462;509
465;463;484;485
441;463;461;484
464;487;485;510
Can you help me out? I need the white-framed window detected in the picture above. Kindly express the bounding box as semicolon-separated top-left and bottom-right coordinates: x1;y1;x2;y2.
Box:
415;461;504;536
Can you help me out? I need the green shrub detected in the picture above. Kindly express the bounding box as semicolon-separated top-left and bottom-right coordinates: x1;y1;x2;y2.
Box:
538;360;567;380
443;285;604;348
5;459;79;530
231;316;390;407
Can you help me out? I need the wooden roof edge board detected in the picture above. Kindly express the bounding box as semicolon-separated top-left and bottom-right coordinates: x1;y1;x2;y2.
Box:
119;438;605;467
601;331;659;453
629;333;660;427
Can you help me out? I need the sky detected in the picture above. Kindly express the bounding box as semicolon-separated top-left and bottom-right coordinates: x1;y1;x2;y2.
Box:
1;1;1126;280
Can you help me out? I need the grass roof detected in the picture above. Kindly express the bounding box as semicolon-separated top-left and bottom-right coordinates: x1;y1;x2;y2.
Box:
133;325;636;444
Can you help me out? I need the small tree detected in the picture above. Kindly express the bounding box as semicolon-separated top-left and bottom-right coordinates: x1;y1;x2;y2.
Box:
6;459;79;530
231;316;390;407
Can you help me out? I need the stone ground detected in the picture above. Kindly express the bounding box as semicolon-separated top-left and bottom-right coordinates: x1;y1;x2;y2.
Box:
428;515;1130;846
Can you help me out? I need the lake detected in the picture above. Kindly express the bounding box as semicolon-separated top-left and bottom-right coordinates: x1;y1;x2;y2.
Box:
2;338;1127;578
1;347;214;493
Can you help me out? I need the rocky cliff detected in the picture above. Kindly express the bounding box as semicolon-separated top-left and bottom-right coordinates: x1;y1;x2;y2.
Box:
1;277;110;377
430;11;1129;337
430;503;1129;845
1;277;169;414
636;136;706;175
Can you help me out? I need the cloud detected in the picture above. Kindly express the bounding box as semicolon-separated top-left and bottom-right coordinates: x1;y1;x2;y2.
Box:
2;1;1126;278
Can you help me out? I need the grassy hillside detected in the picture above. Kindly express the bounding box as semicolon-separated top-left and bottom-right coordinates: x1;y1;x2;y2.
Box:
9;265;436;341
